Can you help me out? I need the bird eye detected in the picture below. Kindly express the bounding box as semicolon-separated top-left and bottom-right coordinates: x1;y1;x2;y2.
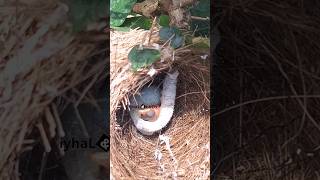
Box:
140;104;145;108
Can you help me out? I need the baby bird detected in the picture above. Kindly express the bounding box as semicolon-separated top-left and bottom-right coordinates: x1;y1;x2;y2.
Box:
138;106;161;122
129;85;161;122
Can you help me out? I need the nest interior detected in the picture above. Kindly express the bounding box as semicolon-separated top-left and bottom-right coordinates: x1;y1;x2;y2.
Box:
214;0;320;179
110;29;210;179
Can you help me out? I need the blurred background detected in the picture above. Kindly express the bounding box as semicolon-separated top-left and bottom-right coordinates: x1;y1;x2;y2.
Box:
213;0;320;179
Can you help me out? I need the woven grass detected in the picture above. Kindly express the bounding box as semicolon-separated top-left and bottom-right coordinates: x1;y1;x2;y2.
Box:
0;1;107;179
110;28;210;179
214;0;320;179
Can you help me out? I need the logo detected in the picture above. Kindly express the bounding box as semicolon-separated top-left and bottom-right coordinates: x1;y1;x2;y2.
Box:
59;134;110;152
96;134;110;152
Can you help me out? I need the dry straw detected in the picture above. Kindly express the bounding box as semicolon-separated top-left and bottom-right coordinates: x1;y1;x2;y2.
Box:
214;0;320;179
110;26;210;178
0;1;106;179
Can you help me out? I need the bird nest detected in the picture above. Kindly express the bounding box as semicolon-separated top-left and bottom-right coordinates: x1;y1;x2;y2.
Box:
214;0;320;179
110;28;210;179
0;1;107;179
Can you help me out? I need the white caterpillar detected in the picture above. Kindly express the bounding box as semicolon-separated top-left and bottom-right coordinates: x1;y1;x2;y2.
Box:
130;71;179;135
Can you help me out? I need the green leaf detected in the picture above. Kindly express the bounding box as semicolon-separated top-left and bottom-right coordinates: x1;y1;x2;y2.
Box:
159;15;170;27
128;46;161;71
184;34;193;45
159;26;181;39
171;35;184;49
120;16;152;30
159;26;184;49
110;0;137;27
191;37;210;49
111;26;131;32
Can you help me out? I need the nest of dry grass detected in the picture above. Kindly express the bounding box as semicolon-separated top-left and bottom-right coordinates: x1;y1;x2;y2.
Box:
0;1;106;179
214;0;320;179
110;28;210;179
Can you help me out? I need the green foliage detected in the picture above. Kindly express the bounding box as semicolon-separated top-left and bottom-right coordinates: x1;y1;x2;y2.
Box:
111;26;131;32
189;0;210;37
159;15;170;27
171;36;184;49
68;0;108;32
185;34;193;44
159;26;181;39
128;46;161;71
110;0;137;27
185;35;210;49
120;16;152;30
191;37;210;49
159;26;184;49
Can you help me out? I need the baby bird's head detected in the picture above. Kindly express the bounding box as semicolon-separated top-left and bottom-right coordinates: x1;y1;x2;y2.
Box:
138;106;160;122
129;85;161;122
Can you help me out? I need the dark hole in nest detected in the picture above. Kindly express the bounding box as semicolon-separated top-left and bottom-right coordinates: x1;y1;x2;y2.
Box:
19;56;109;179
19;131;68;180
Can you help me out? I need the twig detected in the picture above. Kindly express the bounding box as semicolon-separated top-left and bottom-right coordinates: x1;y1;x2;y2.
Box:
72;88;99;109
148;17;157;46
36;123;51;152
45;107;56;138
16;119;29;152
176;90;209;99
160;34;176;49
213;95;320;117
14;158;20;180
75;70;101;107
190;16;209;21
51;104;65;137
20;146;34;154
239;69;243;148
159;135;178;180
38;152;48;180
73;104;89;138
281;30;307;149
